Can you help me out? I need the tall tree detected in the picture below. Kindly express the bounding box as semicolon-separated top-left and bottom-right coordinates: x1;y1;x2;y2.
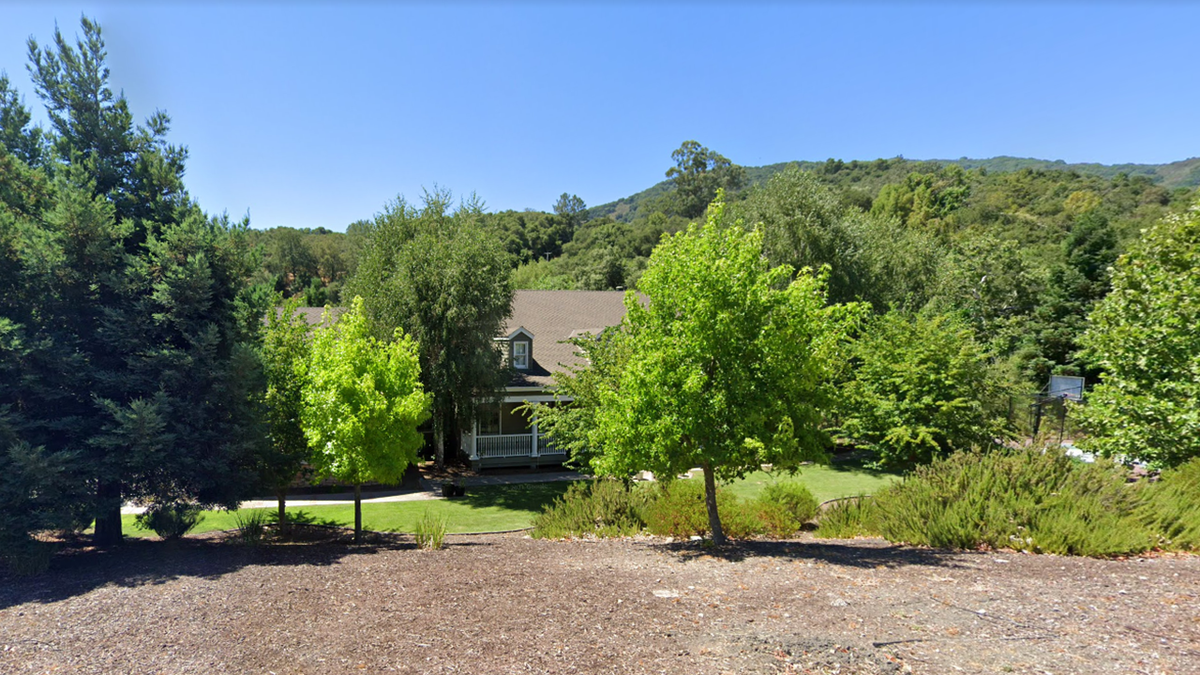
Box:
346;188;513;467
260;296;313;534
665;140;746;219
301;297;430;543
1076;202;1200;468
0;18;267;547
549;198;861;544
552;193;587;232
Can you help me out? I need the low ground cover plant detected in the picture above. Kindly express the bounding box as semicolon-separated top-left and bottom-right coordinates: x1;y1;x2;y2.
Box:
532;477;820;540
812;447;1200;557
1138;457;1200;551
532;479;652;539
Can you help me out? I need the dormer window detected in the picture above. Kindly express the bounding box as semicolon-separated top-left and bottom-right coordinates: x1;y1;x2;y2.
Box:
513;341;529;369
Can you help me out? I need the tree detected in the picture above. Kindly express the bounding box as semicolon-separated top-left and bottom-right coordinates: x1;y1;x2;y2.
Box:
552;193;587;232
0;18;267;547
545;197;862;544
665;140;746;219
260;296;313;534
301;297;430;543
345;188;513;467
839;310;1008;471
1076;202;1200;468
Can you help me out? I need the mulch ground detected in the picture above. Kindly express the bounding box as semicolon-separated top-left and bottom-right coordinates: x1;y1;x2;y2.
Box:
1;529;1197;674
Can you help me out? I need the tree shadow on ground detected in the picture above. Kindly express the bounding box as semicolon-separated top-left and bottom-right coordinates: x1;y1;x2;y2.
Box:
0;525;496;610
653;537;970;569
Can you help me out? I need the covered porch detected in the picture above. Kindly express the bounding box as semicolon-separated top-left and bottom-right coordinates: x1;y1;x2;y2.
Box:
463;395;568;469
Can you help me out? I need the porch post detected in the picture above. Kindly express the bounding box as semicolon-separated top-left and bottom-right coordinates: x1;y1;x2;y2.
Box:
531;412;539;458
468;418;478;461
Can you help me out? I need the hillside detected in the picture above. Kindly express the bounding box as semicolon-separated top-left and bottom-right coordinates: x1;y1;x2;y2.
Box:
590;155;1200;223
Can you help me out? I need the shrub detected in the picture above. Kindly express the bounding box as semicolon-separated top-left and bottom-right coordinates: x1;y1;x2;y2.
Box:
414;510;448;550
532;479;650;539
869;448;1152;556
814;497;880;539
135;502;203;540
1138;457;1200;550
750;481;819;539
233;509;269;546
643;479;763;539
2;538;56;576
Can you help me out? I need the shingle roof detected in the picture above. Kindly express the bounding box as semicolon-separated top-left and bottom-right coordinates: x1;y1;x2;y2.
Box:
282;290;635;389
504;290;632;388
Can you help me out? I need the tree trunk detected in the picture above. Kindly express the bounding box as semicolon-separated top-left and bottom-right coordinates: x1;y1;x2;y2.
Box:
701;462;726;546
443;406;460;466
276;487;288;536
434;426;445;470
353;483;362;544
93;480;123;547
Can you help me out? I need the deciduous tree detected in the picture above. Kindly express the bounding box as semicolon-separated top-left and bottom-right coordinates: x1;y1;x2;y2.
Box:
545;197;861;544
301;297;430;543
1076;202;1200;467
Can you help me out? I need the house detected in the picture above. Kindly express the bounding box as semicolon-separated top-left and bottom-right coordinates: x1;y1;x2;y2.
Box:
290;291;633;470
464;290;630;469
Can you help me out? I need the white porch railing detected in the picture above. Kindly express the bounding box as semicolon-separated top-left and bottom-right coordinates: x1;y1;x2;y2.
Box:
476;433;536;459
538;436;563;455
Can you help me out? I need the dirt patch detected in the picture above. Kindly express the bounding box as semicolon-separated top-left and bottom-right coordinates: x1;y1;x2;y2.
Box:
1;531;1197;674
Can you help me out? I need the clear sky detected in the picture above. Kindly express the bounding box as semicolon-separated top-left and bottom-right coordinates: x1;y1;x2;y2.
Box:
2;2;1197;231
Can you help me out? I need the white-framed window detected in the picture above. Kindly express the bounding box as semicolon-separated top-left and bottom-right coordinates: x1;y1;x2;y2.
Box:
513;341;529;369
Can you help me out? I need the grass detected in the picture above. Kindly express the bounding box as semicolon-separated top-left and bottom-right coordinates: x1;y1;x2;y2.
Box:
113;462;898;539
715;462;900;503
118;482;574;538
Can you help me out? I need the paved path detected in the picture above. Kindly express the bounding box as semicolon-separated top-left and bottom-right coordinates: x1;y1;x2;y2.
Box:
120;469;587;514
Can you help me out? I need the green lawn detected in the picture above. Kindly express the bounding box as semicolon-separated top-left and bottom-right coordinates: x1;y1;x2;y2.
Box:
120;481;574;538
716;462;900;503
120;462;898;539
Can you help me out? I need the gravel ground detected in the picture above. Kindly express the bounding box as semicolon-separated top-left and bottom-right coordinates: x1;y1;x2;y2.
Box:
1;530;1197;674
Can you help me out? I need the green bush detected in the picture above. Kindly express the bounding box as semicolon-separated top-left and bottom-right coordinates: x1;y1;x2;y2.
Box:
643;479;764;539
135;502;203;540
839;311;1009;471
761;481;819;521
1139;458;1200;550
2;538;56;576
868;448;1153;556
814;497;880;539
532;479;650;539
232;508;269;546
414;510;448;550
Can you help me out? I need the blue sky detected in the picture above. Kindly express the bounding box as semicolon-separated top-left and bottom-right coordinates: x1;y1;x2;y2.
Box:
2;2;1197;231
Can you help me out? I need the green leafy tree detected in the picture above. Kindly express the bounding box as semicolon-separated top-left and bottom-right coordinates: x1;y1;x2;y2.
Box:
301;297;431;543
546;198;861;544
666;140;747;219
260;296;312;534
345;188;513;467
1076;203;1200;467
840;310;1008;471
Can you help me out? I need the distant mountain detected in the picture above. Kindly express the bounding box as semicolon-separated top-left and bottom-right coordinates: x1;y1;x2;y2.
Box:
589;156;1200;223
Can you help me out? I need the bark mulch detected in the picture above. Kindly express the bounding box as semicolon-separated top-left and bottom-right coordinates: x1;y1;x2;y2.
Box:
1;529;1197;674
